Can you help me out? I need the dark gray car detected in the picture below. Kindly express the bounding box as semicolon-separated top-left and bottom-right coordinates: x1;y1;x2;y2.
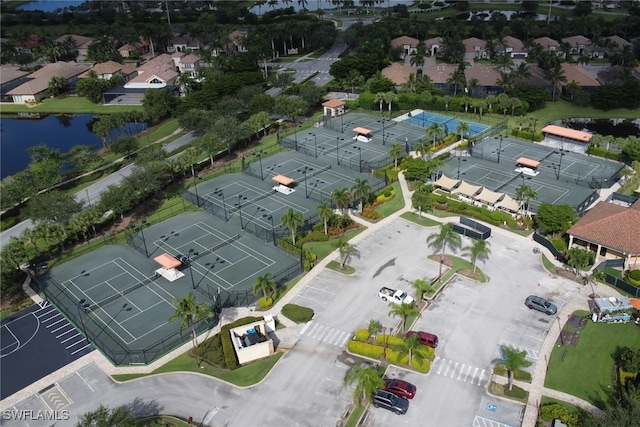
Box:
371;389;409;415
525;295;557;315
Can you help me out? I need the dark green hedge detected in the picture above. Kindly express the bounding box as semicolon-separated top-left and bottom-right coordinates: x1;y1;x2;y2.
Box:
281;303;314;323
220;316;263;370
586;146;621;161
510;129;543;142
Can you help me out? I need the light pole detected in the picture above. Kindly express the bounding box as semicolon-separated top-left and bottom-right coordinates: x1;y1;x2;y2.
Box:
378;119;386;144
129;220;149;257
336;137;344;164
263;213;276;245
192;173;201;206
340;114;344;133
235;195;246;228
457;157;467;179
213;189;227;221
76;299;90;338
494;135;503;164
297;168;310;198
187;249;200;290
309;132;317;157
353;146;362;172
255;150;264;180
556;150;565;180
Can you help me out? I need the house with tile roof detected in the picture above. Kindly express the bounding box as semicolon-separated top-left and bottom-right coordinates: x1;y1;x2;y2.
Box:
462;37;488;61
421;63;456;91
124;53;179;89
228;29;248;53
322;99;346;117
6;61;89;104
559;63;601;94
533;36;562;56
55;34;94;62
495;36;527;59
423;37;442;57
381;62;417;86
81;60;137;81
567;198;640;266
390;36;420;59
167;33;201;53
463;63;502;96
561;35;592;56
118;38;150;58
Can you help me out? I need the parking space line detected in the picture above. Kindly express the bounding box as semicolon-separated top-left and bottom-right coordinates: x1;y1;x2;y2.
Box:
71;343;92;355
46;318;65;328
450;362;458;378
75;371;94;392
305;284;337;295
477;369;486;386
457;364;466;380
61;333;81;344
300;321;313;335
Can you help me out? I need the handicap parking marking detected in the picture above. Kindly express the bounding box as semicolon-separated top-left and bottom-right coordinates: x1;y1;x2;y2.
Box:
472;415;516;427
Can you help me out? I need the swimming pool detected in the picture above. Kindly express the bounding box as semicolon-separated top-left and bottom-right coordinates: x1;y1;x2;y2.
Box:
403;111;489;137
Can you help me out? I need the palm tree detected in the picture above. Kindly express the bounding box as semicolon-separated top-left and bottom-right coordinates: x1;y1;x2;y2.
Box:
331;188;351;215
334;236;356;268
463;238;491;272
168;293;213;366
374;92;385;115
443;95;451;113
426;122;445;151
388;302;420;332
368;319;382;337
455;121;470;142
48;76;67;97
427;223;462;278
385;91;397;117
497;345;532;390
280;208;304;245
343;70;364;97
511;62;532;85
389;143;404;168
587;269;606;297
351;178;372;213
545;64;567;101
343;365;384;406
413;140;428;158
253;272;277;304
515;183;538;219
393;333;426;366
410;278;432;305
409;41;427;71
316;201;333;235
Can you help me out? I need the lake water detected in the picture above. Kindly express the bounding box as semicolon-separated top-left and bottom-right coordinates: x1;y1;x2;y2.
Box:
0;114;146;179
14;0;88;12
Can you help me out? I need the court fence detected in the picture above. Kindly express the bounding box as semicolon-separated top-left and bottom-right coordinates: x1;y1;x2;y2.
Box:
532;231;568;264
29;271;216;366
595;260;640;298
451;217;491;240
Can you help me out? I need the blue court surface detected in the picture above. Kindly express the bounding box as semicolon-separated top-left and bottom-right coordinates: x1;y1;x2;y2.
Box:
403;111;489;136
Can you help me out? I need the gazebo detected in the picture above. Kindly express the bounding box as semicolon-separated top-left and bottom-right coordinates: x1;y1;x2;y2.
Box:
434;174;461;192
271;174;296;194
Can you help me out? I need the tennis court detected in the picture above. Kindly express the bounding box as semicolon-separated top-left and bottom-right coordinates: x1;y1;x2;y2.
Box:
402;110;489;137
444;137;624;213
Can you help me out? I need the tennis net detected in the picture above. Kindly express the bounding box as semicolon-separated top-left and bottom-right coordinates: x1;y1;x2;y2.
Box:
323;138;354;154
229;190;276;213
308;163;332;178
91;275;156;309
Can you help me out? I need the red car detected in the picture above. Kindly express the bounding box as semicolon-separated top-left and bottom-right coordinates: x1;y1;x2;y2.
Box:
384;378;417;399
405;331;439;348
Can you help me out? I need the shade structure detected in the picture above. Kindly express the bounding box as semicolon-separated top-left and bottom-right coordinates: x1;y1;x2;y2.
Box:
434;174;460;192
455;181;482;198
541;125;592;143
516;157;541;169
630;299;640;309
154;253;181;269
352;127;372;136
271;174;295;186
476;188;504;205
495;194;521;212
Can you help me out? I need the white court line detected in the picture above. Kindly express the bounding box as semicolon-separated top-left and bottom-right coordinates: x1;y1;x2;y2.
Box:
477;369;485;386
0;325;20;352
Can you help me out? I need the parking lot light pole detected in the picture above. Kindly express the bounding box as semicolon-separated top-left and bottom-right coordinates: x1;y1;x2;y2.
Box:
382;326;387;360
129;220;149;258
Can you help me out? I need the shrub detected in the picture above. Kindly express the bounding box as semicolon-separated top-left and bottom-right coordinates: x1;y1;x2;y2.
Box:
385;348;409;365
198;333;225;367
257;297;273;309
281;303;314;323
410;356;430;373
627;269;640;286
220;316;264;369
362;203;383;221
376;190;395;203
347;340;384;359
540;403;579;427
552;237;567;253
586;146;621;161
354;329;370;342
503;384;528;400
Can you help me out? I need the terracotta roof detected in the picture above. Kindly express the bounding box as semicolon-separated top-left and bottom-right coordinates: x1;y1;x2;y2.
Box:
381;62;417;85
422;63;456;85
390;36;419;49
229;29;248;43
541;125;592;142
533;36;560;51
91;60;124;74
7;62;89;96
561;35;592;47
559;63;600;87
463;63;500;86
604;35;630;48
499;36;524;52
55;34;94;49
423;37;442;47
568;200;640;254
127;54;178;85
322;99;345;108
462;37;486;54
180;54;199;64
0;64;28;85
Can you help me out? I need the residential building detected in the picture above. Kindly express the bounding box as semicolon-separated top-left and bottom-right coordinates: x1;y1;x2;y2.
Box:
559;63;601;94
463;63;502;96
54;34;94;61
561;35;592;56
167;33;201;53
567;198;640;266
390;36;420;59
0;65;29;102
228;29;248;53
421;63;456;92
124;53;180;89
423;37;442;57
381;62;417;86
5;61;89;104
118;38;151;58
532;36;561;56
81;60;137;81
462;37;488;61
496;36;527;59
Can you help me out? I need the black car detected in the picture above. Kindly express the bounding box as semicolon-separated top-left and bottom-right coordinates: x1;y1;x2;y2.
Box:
525;295;558;315
371;389;409;415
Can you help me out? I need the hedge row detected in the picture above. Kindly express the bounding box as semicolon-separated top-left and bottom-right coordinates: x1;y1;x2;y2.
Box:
347;339;431;373
510;129;543;142
586;146;622;161
281;303;314;323
354;329;370;342
428;194;518;228
374;334;436;360
220;316;264;370
540;403;579;427
347;340;385;359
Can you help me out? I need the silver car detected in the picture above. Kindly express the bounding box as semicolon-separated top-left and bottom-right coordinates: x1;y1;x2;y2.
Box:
525;295;557;315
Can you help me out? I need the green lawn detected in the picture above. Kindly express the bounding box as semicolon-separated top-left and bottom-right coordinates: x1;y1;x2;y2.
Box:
0;96;143;114
544;312;640;407
344;405;365;427
113;351;283;387
304;228;366;260
400;212;441;227
374;182;405;217
327;260;355;275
